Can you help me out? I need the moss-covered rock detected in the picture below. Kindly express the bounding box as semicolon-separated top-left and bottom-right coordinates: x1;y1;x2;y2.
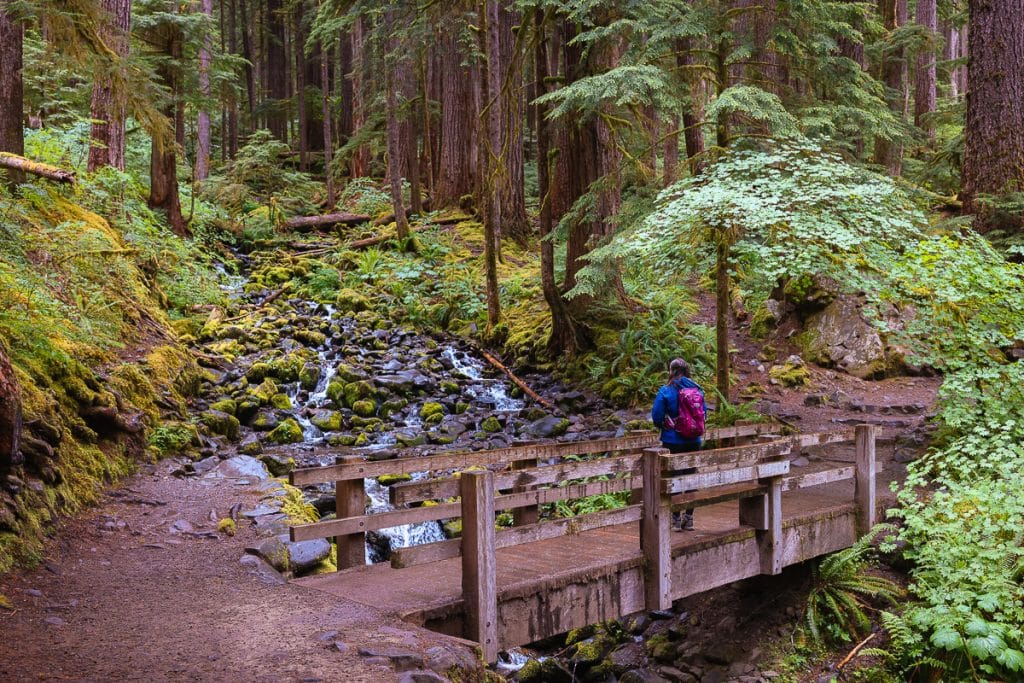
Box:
298;363;320;390
380;398;408;418
333;363;368;384
335;288;371;313
480;416;503;433
440;380;460;394
200;410;240;440
326;378;346;407
267;418;304;444
342;380;375;409
443;519;462;538
769;361;811;387
250;410;280;432
270;393;293;410
352;399;377;417
246;362;274;383
209;398;237;416
419;402;444;420
377;473;413;487
396;432;427;447
260;454;296;477
252;378;279;405
293;329;327;347
454;402;469;415
310;411;343;431
327;434;358;447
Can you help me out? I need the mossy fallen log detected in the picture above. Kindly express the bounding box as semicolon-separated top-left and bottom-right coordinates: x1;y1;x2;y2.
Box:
0;152;77;184
282;212;371;231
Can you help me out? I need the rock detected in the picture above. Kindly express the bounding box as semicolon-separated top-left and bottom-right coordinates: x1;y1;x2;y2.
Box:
607;642;647;672
768;363;810;388
285;538;331;574
395;431;427;448
267;418;304;444
209;398;237;415
419;402;444;423
252;537;290;572
44;616;65;627
238;435;263;456
352;399;376;417
246;362;274;383
699;668;727;683
298;363;321;390
620;670;670;683
802;295;893;379
260;453;295;476
270;393;293;410
249;410;281;432
342;381;375;409
480;416;503;433
357;647;424;672
704;642;744;666
192;456;220;475
210;456;271;481
200;410;240;440
522;415;570;439
310;410;343;431
336;288;371;313
396;672;447;683
791;456;810;467
239;553;286;585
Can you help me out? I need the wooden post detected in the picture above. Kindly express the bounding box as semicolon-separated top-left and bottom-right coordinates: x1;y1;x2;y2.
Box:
855;424;877;535
461;470;498;664
739;473;782;574
335;456;366;569
511;456;539;527
641;448;671;610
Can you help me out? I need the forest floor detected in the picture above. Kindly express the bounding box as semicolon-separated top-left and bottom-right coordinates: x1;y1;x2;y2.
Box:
0;254;941;683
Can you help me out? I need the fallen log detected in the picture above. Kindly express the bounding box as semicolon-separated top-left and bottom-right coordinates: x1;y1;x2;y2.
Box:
480;350;557;411
283;212;371;231
346;215;469;250
0;152;77;184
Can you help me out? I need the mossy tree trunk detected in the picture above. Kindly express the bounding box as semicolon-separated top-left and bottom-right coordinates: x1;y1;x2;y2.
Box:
0;339;22;476
149;18;188;237
384;7;411;244
0;3;24;186
87;0;132;172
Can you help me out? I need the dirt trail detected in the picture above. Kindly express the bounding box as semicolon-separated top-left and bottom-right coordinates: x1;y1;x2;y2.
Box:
0;459;480;682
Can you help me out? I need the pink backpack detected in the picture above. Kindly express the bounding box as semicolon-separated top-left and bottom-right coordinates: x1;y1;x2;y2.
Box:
665;386;705;439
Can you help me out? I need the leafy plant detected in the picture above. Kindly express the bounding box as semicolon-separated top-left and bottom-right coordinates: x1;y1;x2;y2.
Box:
805;529;903;645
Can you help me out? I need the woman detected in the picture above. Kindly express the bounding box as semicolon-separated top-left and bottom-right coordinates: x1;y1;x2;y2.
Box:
650;358;707;530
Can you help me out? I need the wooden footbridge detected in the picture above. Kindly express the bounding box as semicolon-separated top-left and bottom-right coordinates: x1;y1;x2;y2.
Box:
288;424;879;662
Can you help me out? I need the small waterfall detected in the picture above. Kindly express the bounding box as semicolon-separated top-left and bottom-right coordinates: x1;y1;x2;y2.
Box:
364;476;446;565
496;648;541;675
441;345;524;412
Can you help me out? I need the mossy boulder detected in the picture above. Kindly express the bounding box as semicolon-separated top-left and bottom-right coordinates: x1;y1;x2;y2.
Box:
333;363;368;384
342;381;375;409
419;402;444;420
379;398;408;418
235;398;260;423
769;361;811;387
336;288;371;313
250;410;280;432
246;362;274;383
352;399;377;418
200;410;240;440
327;434;358;447
298;363;321;390
267;418;304;444
395;431;427;448
252;378;279;405
270;393;293;410
377;473;413;487
209;398;237;416
260;454;296;477
326;378;346;407
480;416;503;433
310;411;343;431
454;402;469;415
350;416;383;430
440;380;460;394
293;329;326;347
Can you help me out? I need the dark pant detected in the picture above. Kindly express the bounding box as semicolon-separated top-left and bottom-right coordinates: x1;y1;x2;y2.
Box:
665;441;700;520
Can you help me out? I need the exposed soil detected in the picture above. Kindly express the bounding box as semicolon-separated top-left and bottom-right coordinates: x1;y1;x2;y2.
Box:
0;460;483;682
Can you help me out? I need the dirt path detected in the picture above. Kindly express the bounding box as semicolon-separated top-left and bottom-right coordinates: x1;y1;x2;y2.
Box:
0;459;481;683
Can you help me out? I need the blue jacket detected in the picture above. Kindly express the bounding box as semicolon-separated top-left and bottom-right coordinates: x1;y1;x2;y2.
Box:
651;377;707;446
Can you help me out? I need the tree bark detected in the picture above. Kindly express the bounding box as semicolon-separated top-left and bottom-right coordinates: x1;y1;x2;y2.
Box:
149;20;188;237
874;0;907;175
266;0;288;141
384;9;411;243
913;0;937;139
0;339;22;477
535;10;578;357
195;0;213;179
349;18;370;178
478;0;502;328
434;26;477;208
663;114;679;185
0;153;76;183
0;2;25;185
962;0;1024;231
87;0;132;172
677;38;706;174
716;238;731;403
943;21;959;100
238;0;256;126
294;1;308;170
226;0;239;156
321;44;334;207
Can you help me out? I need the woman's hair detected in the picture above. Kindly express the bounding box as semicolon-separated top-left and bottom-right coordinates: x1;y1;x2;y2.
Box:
669;358;690;379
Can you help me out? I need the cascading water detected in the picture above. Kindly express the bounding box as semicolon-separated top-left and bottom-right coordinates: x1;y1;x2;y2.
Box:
363;475;446;564
441;345;524;411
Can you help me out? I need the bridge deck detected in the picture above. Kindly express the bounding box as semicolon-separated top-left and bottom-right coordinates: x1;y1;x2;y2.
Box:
294;480;860;647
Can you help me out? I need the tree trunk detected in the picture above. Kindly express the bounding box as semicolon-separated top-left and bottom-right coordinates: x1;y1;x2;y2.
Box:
677;38;706;174
943;21;959;100
0;339;22;477
266;0;288;141
195;0;213;179
149;21;188;237
349;18;369;178
663;114;679;185
384;9;410;243
478;0;502;328
226;0;239;156
874;0;907;175
0;3;24;185
321;44;334;208
434;26;477;208
87;0;132;172
238;0;256;127
962;0;1024;231
716;237;730;403
495;1;528;243
913;0;937;139
535;10;578;357
294;2;308;170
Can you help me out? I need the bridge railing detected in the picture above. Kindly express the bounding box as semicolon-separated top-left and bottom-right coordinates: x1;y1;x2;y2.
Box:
289;423;874;662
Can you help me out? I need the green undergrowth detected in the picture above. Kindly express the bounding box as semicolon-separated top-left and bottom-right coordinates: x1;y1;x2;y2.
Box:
0;129;226;571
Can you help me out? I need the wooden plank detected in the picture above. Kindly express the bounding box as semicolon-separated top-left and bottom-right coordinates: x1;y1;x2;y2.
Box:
512;456;540;527
461;470;498;664
661;440;792;471
855;424;877;535
792;429;855;449
389;452;642;506
494;476;638;512
738;491;769;530
391;506;643;568
672;483;766;509
290;501;461;541
641;448;671;611
335;456;366;570
763;477;784;574
663;461;790;494
704;423;779;441
782;466;855;491
290;433;659;486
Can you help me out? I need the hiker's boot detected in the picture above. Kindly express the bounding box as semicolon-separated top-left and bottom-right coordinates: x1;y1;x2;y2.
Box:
682;513;694;531
671;512;683;531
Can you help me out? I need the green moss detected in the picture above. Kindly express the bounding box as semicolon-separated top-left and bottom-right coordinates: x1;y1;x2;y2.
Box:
298;363;320;390
480;416;502;433
148;423;200;456
342;380;375;409
326;378;346;407
200;410;241;440
310;412;343;431
443;519;462;538
293;329;326;347
246;362;274;383
378;473;413;487
217;518;236;536
336;288;372;313
270;393;293;410
209;398;237;415
454;402;469;415
327;434;358;447
419;402;444;420
267;418;304;444
352;399;376;417
440;380;460;394
396;432;427;447
769;362;811;387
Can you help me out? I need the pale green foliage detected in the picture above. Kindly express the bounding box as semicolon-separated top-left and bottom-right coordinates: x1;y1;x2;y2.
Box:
534;65;677;119
704;85;800;139
577;142;926;308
